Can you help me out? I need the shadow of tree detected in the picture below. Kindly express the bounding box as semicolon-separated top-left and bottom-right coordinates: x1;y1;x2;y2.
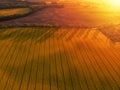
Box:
0;27;118;90
0;27;94;43
1;52;79;90
0;28;58;44
1;50;116;90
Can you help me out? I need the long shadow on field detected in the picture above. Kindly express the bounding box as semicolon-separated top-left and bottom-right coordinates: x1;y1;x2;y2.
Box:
0;28;119;89
1;52;80;90
0;28;58;43
1;51;117;90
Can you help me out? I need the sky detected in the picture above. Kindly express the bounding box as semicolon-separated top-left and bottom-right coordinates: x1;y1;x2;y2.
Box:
28;0;100;2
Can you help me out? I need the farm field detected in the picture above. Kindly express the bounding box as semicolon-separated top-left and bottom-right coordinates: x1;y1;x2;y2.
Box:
1;3;120;27
0;8;31;21
0;27;120;90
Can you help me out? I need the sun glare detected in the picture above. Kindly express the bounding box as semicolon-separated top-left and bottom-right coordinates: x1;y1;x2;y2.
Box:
102;0;120;8
108;0;120;7
101;0;120;11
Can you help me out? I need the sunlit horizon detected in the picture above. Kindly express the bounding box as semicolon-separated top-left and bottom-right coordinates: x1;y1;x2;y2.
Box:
63;0;120;12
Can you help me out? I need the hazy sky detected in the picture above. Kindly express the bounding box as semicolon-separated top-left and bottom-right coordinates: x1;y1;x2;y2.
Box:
4;0;106;2
29;0;101;2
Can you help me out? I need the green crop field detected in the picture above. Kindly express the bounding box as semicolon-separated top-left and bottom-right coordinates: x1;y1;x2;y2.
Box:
0;27;120;90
